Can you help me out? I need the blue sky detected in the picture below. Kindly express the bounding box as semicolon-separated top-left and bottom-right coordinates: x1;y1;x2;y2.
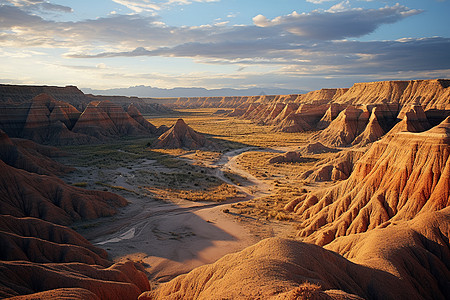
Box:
0;0;449;92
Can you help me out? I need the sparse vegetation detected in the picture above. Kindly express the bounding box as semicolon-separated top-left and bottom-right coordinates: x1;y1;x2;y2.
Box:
95;182;139;195
72;182;88;187
144;183;246;202
147;110;313;148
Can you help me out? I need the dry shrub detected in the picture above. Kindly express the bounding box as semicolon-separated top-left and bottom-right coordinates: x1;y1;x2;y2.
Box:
280;282;331;300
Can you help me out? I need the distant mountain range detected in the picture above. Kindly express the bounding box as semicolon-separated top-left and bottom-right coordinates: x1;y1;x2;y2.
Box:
82;85;306;98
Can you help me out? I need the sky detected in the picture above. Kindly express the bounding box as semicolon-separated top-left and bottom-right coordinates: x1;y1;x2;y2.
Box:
0;0;449;92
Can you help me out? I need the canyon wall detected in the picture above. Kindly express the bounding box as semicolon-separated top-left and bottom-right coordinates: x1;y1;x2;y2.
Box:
167;79;450;110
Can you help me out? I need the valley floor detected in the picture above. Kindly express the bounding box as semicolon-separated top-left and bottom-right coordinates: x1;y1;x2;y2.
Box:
60;109;330;284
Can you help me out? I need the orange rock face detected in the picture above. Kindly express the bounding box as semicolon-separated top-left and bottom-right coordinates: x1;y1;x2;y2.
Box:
270;103;300;125
313;106;368;147
333;79;450;110
288;117;450;246
300;149;364;182
153;118;217;150
273;113;313;133
352;107;386;146
388;105;432;134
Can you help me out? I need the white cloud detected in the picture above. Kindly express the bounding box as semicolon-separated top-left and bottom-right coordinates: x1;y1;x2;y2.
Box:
252;14;270;27
111;0;220;12
327;0;351;13
111;0;161;12
253;4;422;40
306;0;335;3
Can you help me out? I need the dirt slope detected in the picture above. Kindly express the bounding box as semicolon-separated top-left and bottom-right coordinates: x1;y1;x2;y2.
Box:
140;207;449;300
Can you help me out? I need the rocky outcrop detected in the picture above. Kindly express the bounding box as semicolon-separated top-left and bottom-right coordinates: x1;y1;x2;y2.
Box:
127;104;157;133
273;113;313;133
168;80;450;110
333;79;450;110
294;88;347;104
71;100;155;142
298;142;338;155
153;119;217;150
20;94;93;145
300;149;365;182
0;145;150;299
286;117;450;246
316;104;344;130
268;151;303;164
261;103;286;125
313;106;369;147
352;107;386;146
0;89;172;145
97;101;149;135
387;105;432;134
87;95;175;115
72;102;118;140
270;103;300;125
0;85;87;107
139;238;368;300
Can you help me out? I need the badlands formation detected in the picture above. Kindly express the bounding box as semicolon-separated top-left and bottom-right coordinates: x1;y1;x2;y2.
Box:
0;79;449;299
152;119;217;150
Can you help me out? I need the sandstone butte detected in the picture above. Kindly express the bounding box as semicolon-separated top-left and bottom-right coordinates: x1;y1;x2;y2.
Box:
0;93;160;145
152;118;217;150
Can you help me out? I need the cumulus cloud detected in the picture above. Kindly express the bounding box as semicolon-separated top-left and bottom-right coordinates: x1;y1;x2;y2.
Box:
253;3;422;40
